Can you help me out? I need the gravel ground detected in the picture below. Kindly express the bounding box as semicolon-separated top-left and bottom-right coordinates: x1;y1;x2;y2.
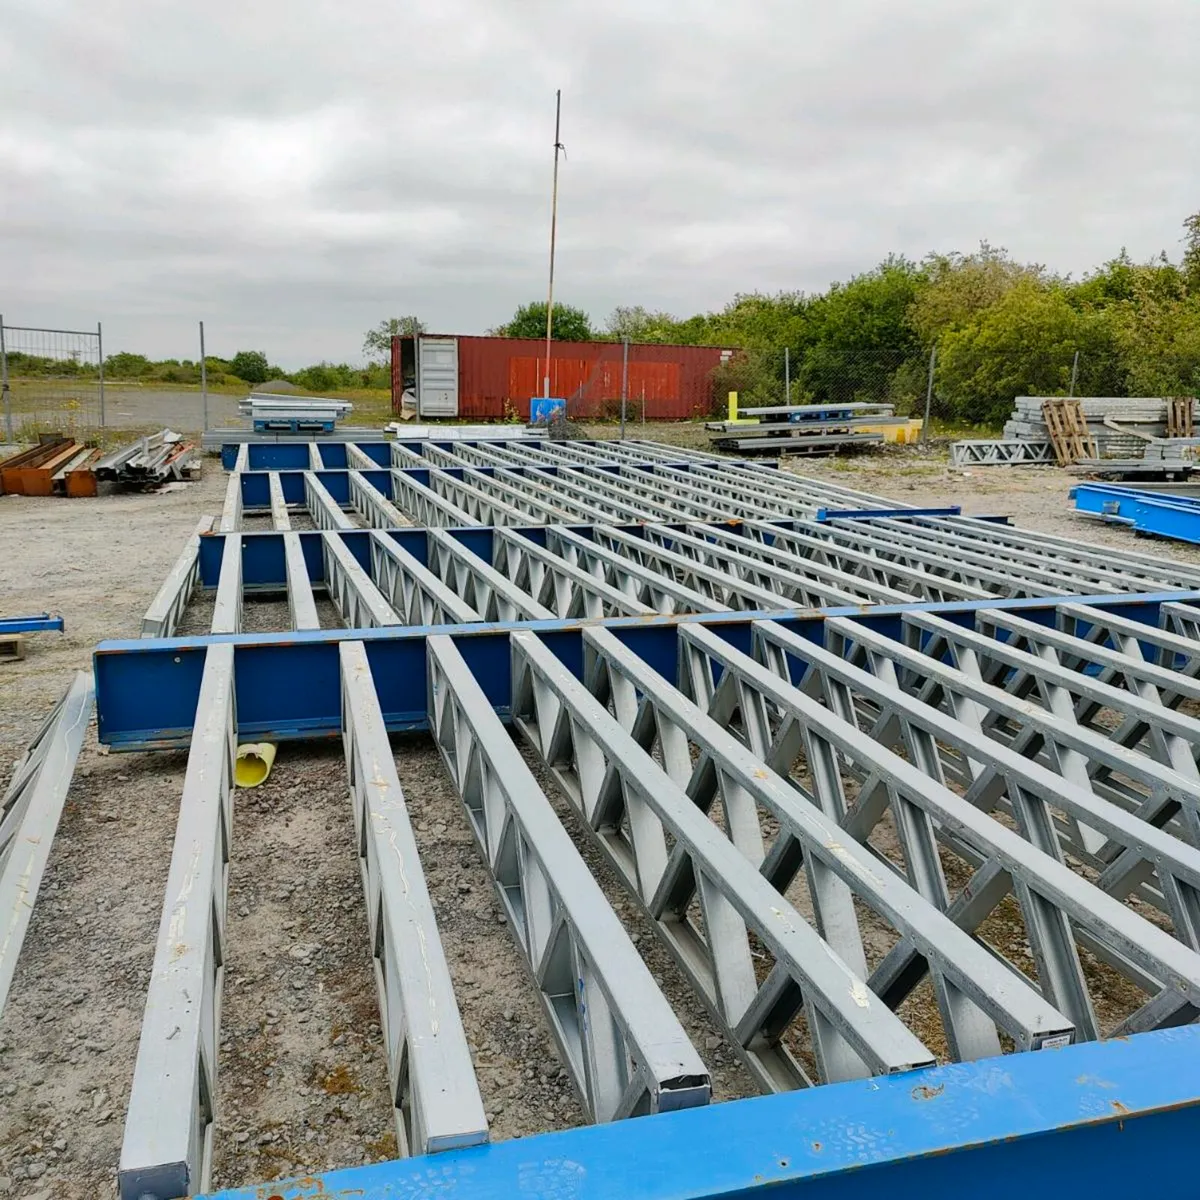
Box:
2;435;1200;1197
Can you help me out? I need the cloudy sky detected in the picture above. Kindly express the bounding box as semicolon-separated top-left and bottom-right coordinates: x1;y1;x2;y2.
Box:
4;0;1199;366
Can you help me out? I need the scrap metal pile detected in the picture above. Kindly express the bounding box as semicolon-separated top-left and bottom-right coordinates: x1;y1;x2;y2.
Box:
0;429;197;496
7;434;1200;1200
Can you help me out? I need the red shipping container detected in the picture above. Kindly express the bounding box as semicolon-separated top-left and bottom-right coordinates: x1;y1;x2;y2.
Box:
392;334;732;420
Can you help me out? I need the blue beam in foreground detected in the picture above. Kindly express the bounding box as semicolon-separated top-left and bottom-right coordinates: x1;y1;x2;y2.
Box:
199;1026;1200;1199
0;613;64;635
1073;483;1200;545
92;590;1200;750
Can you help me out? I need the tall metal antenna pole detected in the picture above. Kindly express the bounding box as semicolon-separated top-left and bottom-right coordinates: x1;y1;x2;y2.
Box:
543;89;564;400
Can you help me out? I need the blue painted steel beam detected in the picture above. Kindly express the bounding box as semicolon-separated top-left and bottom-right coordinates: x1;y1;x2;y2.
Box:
0;613;64;635
193;523;729;588
199;1025;1200;1199
92;590;1200;751
1073;483;1200;545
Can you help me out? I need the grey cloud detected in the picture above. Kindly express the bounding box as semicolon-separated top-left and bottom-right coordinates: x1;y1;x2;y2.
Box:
3;0;1200;364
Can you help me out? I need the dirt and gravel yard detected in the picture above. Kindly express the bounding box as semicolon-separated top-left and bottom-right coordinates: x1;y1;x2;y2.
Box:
1;430;1197;1199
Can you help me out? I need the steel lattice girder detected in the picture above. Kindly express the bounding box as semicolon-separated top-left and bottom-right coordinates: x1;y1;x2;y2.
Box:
509;628;938;1089
0;672;93;1022
427;636;712;1120
578;626;1073;1061
120;644;236;1200
949;439;1056;466
234;463;1200;597
340;640;489;1153
701;617;1200;1037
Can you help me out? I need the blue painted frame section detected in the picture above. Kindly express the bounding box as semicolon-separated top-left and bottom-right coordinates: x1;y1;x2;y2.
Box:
0;613;64;634
200;1026;1200;1199
92;590;1200;750
1073;483;1200;545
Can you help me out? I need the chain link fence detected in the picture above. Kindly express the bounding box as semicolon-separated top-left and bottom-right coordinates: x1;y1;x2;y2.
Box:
0;318;106;442
707;345;1142;433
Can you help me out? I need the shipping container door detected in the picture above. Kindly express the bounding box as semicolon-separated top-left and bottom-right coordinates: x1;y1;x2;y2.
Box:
417;337;459;417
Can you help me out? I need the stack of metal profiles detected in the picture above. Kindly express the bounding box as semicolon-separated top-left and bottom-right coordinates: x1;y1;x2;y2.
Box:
238;394;354;433
86;435;1200;1199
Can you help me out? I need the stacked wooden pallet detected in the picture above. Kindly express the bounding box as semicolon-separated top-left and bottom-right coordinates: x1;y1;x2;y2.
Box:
1003;396;1197;458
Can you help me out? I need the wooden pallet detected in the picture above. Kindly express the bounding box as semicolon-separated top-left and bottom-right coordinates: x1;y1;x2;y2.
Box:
1041;399;1098;466
1167;396;1195;440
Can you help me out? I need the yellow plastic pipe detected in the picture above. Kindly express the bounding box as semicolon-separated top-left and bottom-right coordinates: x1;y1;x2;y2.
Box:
235;742;277;787
728;391;738;421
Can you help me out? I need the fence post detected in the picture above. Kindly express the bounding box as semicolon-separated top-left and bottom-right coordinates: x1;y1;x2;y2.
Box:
921;343;936;448
1068;350;1080;398
97;321;106;427
785;346;791;405
0;315;10;444
620;337;629;440
200;321;209;431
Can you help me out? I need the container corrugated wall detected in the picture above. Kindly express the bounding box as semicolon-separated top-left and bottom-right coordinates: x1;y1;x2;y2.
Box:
392;335;730;420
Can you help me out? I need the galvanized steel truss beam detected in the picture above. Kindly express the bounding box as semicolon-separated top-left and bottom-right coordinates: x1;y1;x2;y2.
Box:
428;636;712;1119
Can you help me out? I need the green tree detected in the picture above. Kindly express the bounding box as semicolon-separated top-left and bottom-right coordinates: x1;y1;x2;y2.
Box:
495;301;593;341
229;350;270;385
935;282;1101;422
1184;212;1200;293
909;242;1045;345
104;352;152;378
363;316;426;361
795;256;926;404
604;305;680;343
